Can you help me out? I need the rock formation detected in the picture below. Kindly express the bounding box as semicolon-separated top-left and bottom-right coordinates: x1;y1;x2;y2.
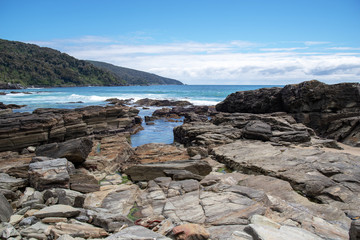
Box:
216;80;360;146
0;105;142;152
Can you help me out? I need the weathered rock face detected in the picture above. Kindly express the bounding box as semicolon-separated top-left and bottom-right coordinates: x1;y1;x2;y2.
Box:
216;87;283;113
35;137;93;165
216;80;360;146
0;105;142;152
85;133;134;172
212;140;360;217
28;158;75;191
174;112;314;147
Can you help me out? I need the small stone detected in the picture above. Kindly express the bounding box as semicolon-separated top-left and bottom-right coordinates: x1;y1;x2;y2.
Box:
27;146;36;153
9;215;24;225
19;216;38;226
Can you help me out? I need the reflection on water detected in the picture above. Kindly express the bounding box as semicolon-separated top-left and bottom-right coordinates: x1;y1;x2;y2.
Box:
130;107;184;147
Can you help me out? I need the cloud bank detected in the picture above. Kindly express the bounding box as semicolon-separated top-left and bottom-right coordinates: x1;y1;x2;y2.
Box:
31;36;360;85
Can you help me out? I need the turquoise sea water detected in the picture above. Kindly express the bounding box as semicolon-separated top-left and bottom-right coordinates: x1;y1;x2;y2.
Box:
0;85;279;146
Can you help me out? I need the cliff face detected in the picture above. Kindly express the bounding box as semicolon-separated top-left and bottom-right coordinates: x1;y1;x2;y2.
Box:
0;105;142;152
216;80;360;146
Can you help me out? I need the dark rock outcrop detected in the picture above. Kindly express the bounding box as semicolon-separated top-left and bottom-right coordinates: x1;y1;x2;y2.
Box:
0;102;26;109
174;112;313;147
216;80;360;146
0;105;142;152
0;83;23;89
135;98;192;107
350;219;360;240
35;138;93;165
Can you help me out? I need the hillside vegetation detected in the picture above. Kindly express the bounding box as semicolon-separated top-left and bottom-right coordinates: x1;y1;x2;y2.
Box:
87;60;183;85
0;39;182;87
0;39;126;87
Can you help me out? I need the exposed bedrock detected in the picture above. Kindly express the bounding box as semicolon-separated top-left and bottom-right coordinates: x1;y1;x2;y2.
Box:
0;105;142;152
216;80;360;146
212;140;360;217
174;112;318;148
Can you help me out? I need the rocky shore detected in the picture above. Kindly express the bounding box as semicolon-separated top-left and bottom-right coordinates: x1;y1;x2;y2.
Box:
0;80;360;240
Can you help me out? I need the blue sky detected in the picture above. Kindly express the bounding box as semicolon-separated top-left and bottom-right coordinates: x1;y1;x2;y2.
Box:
1;0;360;84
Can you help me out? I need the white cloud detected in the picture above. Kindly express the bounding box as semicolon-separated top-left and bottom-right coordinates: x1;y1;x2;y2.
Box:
328;47;360;51
260;47;308;52
304;41;331;46
33;36;360;85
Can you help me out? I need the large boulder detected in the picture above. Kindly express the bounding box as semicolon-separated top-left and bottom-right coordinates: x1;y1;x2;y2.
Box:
35;137;93;164
28;158;75;191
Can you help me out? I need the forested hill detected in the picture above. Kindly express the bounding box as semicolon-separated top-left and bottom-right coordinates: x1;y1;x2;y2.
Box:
87;60;183;85
0;39;183;87
0;39;127;87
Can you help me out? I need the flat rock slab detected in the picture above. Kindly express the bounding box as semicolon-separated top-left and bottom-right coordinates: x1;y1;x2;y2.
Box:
125;160;212;181
105;225;171;240
33;204;80;218
212;140;360;216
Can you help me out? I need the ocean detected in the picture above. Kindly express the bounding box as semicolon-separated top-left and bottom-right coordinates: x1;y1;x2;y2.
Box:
1;85;279;147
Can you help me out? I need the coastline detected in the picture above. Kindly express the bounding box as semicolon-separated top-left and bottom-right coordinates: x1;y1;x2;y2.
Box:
0;80;359;239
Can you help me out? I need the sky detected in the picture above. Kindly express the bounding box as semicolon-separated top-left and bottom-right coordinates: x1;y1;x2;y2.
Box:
1;0;360;85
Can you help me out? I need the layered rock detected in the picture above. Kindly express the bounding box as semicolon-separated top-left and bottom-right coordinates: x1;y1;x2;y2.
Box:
216;80;360;146
174;112;315;147
212;140;360;217
0;105;142;152
35;137;93;165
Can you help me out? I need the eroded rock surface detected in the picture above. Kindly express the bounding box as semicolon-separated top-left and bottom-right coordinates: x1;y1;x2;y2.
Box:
0;105;141;152
216;80;360;146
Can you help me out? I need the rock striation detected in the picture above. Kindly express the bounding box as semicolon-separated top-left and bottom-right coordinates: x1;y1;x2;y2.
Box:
0;105;142;152
216;80;360;146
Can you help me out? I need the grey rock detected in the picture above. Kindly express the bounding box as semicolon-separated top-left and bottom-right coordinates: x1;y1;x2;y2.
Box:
125;160;212;181
33;204;80;218
35;137;93;164
19;216;38;226
105;225;171;240
20;221;50;239
0;193;12;223
0;222;20;239
212;140;360;217
243;120;272;141
28;158;75;191
0;173;27;191
91;211;133;233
